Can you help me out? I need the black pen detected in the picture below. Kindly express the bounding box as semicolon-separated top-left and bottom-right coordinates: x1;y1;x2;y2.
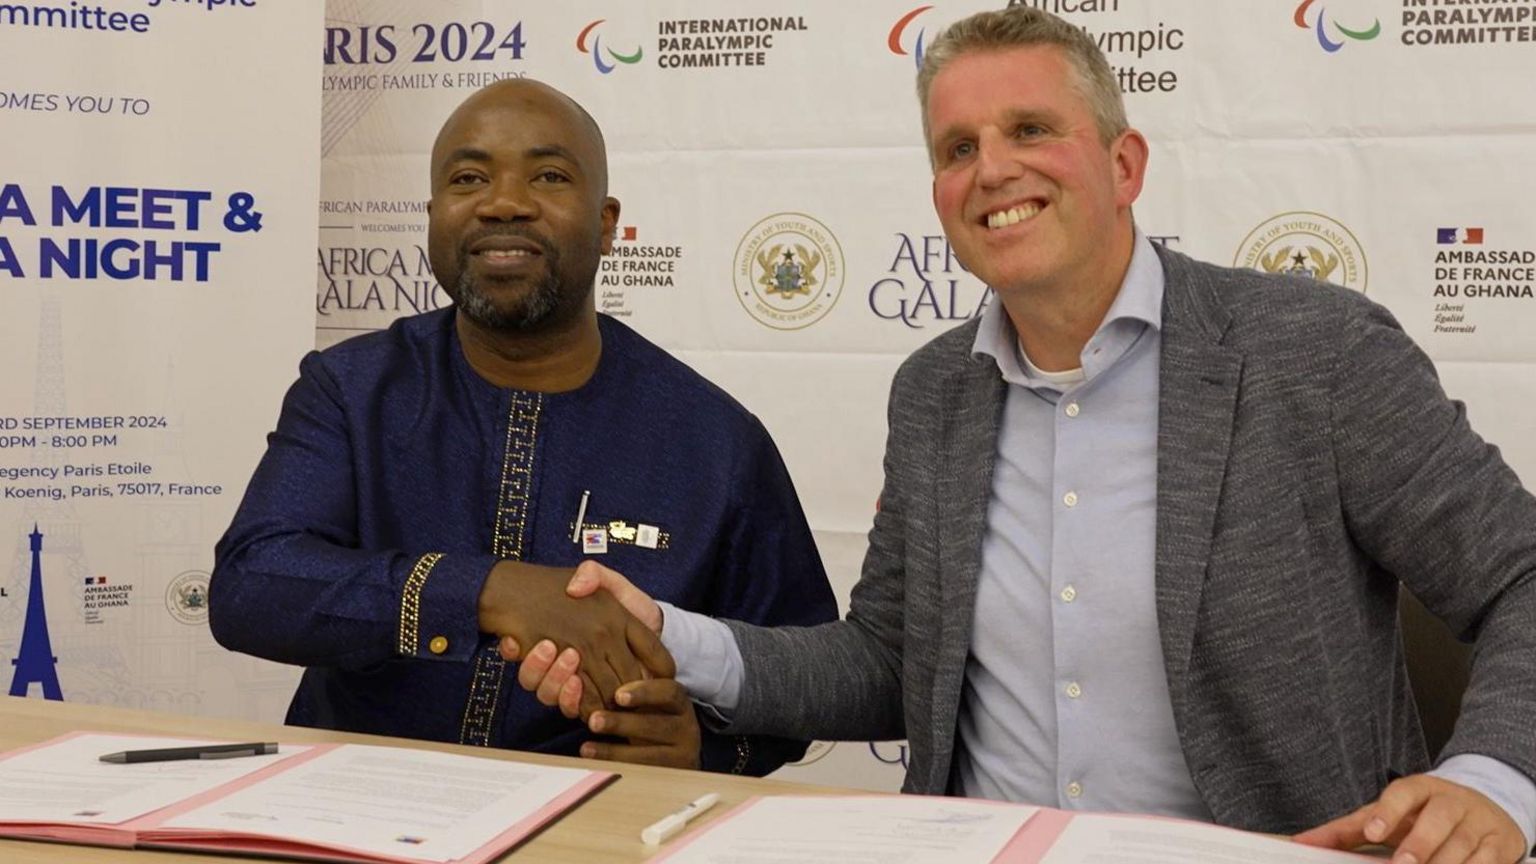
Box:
98;742;279;764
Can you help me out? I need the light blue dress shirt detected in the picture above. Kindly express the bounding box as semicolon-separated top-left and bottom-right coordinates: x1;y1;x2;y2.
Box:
953;229;1209;816
659;232;1535;844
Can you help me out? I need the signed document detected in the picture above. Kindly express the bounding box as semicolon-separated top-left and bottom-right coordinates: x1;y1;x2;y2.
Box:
654;798;1379;864
158;744;601;862
654;795;1038;863
0;732;612;864
1038;814;1373;864
0;733;299;825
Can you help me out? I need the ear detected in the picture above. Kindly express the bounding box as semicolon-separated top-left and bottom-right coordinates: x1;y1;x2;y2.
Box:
1109;128;1149;210
599;196;621;255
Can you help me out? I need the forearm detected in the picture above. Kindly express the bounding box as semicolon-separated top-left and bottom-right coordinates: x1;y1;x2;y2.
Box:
657;603;907;740
1332;301;1536;781
720;616;905;742
211;528;496;668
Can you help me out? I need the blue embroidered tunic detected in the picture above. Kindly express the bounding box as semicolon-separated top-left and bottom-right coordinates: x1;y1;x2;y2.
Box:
210;310;838;774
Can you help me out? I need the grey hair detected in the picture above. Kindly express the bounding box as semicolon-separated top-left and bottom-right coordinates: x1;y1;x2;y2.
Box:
916;6;1128;154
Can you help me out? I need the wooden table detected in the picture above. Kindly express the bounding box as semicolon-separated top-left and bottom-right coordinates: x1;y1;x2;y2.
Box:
0;695;856;863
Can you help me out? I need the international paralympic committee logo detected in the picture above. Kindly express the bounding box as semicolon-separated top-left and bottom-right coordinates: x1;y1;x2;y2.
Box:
166;570;211;626
1235;211;1369;293
577;20;644;74
1293;0;1381;52
734;213;846;330
888;6;934;69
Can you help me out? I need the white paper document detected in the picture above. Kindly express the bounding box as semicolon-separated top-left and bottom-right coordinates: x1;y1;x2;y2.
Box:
1039;814;1370;864
658;795;1037;864
0;733;299;824
160;744;598;862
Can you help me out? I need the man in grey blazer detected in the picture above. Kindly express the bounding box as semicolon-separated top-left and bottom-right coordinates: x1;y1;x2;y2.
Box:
506;7;1536;863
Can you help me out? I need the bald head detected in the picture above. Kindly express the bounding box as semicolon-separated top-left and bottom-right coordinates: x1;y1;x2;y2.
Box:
425;77;621;338
430;79;609;197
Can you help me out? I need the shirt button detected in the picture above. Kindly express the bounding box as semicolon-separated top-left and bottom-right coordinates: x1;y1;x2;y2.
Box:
1065;402;1080;418
1060;585;1077;602
1065;682;1082;699
1063;491;1078;508
1066;781;1083;799
428;636;449;655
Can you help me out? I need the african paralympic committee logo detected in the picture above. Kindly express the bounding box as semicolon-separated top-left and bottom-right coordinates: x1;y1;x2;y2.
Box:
1235;211;1369;293
734;213;846;330
1293;0;1381;52
577;20;643;74
888;6;934;69
165;570;210;626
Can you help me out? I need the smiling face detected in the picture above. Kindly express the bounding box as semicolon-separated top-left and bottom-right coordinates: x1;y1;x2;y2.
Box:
927;46;1145;301
427;81;619;335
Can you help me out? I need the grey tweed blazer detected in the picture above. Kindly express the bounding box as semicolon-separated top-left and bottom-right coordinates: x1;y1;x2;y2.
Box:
722;246;1536;833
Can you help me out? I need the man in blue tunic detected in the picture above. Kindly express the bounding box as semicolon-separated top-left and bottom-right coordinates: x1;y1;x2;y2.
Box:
209;79;838;775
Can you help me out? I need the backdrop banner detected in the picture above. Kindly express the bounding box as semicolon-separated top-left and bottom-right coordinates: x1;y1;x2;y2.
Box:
312;0;1536;789
0;2;321;720
14;0;1525;795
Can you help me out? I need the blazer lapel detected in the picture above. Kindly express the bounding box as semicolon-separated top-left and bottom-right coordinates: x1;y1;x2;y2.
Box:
931;345;1006;784
1154;249;1244;723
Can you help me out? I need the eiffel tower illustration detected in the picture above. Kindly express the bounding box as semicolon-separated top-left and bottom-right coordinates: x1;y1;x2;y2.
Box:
9;525;62;700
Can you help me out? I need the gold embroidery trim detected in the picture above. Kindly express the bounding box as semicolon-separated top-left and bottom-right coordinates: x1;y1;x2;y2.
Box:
459;391;543;747
491;391;541;560
397;552;445;656
458;646;508;747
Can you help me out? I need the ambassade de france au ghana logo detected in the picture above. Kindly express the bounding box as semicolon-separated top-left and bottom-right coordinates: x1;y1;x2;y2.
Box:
1235;211;1369;292
733;212;845;330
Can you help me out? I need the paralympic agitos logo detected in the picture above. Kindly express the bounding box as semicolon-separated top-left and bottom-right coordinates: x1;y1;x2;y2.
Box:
1293;0;1381;52
887;6;934;68
577;20;643;74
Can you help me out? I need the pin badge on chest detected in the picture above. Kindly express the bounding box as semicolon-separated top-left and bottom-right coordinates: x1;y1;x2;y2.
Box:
635;524;660;550
581;528;608;555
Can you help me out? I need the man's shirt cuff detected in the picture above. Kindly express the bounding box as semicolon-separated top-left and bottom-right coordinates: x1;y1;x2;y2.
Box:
1432;753;1536;849
656;601;743;717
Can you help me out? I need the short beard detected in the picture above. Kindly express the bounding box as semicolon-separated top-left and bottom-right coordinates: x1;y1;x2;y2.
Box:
453;267;563;333
449;227;579;333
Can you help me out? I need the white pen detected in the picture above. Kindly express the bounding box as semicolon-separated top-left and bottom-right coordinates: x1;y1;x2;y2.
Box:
572;490;590;542
640;792;720;846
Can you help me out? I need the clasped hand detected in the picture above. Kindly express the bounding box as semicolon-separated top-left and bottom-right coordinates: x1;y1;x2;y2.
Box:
478;559;671;713
485;561;699;769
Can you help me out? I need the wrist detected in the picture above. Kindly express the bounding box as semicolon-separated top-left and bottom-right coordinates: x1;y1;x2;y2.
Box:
476;560;535;635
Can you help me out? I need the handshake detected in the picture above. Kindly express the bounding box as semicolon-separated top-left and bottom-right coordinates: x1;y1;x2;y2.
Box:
477;560;699;768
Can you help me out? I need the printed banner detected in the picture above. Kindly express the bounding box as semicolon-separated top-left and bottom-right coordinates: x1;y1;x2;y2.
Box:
310;0;1536;791
6;0;1509;792
0;2;320;719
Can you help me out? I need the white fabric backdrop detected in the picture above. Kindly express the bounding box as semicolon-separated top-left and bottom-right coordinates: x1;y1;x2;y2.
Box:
312;0;1536;788
9;0;1531;795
